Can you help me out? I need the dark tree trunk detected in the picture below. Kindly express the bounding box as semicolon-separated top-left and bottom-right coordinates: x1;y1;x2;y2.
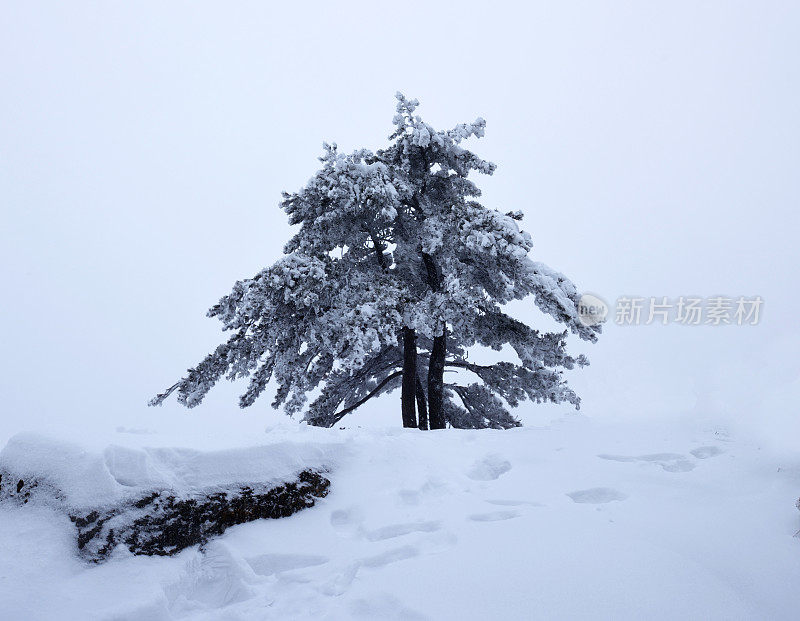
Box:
401;327;418;428
421;251;447;430
428;330;446;429
415;374;429;430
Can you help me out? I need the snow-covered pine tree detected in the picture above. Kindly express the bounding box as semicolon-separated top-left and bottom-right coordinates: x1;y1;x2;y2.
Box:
150;94;600;429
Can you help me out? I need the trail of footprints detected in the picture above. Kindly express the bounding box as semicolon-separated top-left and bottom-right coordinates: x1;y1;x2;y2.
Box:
318;446;730;596
163;446;726;615
161;455;518;617
320;510;452;597
568;445;725;504
320;453;527;597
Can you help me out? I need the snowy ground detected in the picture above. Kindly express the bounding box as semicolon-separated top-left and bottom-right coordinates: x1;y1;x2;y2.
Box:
2;414;800;620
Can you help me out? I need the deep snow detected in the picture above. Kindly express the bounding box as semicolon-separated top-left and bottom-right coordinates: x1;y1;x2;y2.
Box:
1;414;800;620
0;433;343;511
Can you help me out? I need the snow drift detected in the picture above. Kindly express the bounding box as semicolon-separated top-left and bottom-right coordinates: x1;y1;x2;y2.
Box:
0;434;343;559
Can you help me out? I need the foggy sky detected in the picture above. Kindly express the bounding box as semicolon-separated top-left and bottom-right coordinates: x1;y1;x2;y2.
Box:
1;2;798;448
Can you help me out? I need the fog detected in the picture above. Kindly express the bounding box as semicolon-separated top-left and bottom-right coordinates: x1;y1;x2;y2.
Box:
1;2;798;449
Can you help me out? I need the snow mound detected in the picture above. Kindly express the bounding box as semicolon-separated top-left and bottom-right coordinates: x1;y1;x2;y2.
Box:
0;432;345;511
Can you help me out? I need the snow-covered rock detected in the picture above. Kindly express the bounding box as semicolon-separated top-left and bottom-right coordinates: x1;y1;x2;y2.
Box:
0;434;342;560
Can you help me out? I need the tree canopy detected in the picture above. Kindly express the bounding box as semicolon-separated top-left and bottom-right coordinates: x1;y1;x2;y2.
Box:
151;94;600;429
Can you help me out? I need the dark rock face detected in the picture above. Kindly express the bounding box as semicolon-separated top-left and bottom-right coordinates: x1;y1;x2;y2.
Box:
0;472;45;504
2;469;330;562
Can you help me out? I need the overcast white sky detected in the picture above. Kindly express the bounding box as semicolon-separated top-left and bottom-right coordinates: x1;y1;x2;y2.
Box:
1;1;798;447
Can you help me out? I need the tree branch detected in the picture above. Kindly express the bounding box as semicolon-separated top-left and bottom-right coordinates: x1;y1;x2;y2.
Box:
324;370;403;427
444;360;493;372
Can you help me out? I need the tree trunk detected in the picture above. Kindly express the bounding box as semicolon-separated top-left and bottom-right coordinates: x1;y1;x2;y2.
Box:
420;251;446;430
401;327;418;428
428;329;446;429
415;374;429;430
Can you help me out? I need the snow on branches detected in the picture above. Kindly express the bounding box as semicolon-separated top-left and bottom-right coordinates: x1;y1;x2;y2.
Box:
151;93;600;429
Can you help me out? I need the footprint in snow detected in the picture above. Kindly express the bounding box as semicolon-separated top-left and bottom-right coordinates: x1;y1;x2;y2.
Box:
468;510;520;522
348;593;430;620
164;542;260;611
598;452;695;472
364;521;441;542
330;507;361;527
397;477;447;506
246;553;329;576
467;454;512;481
398;489;422;506
330;507;364;538
485;499;544;507
638;453;696;472
567;488;628;504
691;446;724;459
321;563;361;596
361;545;420;568
321;546;420;596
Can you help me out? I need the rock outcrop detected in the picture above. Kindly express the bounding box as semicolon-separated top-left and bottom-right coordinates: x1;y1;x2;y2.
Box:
1;468;330;561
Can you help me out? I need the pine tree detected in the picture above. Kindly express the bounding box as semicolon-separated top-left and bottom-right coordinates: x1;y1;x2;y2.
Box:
150;94;600;428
